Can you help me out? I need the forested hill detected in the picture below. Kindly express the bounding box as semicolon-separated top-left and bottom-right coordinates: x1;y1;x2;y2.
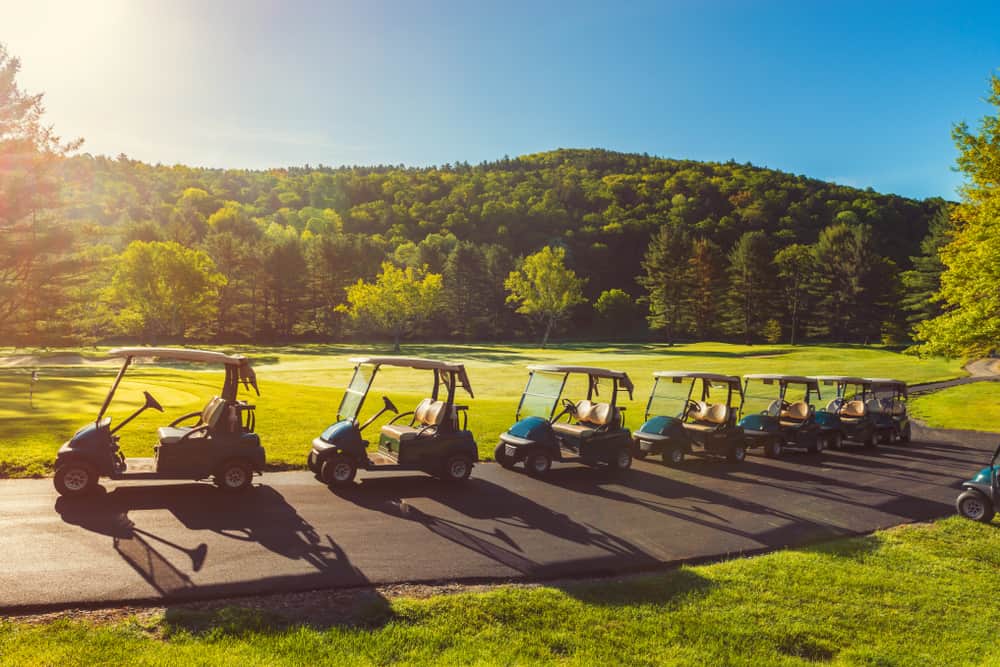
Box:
62;148;942;287
9;148;947;345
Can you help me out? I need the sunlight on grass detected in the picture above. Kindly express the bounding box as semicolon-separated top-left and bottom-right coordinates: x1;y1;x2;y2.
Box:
0;343;966;477
911;382;1000;432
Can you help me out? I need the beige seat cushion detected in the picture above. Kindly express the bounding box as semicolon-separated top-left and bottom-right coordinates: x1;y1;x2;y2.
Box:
684;422;718;433
574;400;594;422
553;422;596;438
380;424;422;441
157;426;201;445
840;400;866;418
866;399;883;415
780;401;809;422
703;403;729;424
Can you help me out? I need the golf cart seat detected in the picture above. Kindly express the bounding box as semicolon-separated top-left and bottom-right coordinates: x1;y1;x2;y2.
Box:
158;396;228;445
779;401;810;426
380;398;446;442
866;398;883;416
839;400;866;419
686;403;729;432
552;400;619;439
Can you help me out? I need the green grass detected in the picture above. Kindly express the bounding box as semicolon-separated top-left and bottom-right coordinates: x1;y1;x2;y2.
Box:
0;343;967;477
3;516;1000;665
911;382;1000;432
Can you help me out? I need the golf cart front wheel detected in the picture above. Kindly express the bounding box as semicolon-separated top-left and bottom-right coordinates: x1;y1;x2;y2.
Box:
321;455;357;486
442;455;473;481
54;462;98;497
525;452;552;476
957;490;995;523
764;440;782;458
215;460;253;492
493;443;515;469
826;433;842;450
631;442;648;460
900;424;912;443
664;446;685;467
728;445;747;463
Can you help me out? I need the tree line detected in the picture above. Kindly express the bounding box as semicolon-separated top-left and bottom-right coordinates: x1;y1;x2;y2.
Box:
2;43;982;353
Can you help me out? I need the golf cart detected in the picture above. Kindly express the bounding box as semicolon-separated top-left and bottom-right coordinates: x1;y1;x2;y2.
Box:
956;443;1000;522
739;374;826;456
494;365;634;475
632;371;747;465
812;376;876;448
53;348;263;498
308;357;478;486
867;378;912;444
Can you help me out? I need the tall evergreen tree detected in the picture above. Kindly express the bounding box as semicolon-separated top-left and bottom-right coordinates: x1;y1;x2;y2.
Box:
638;224;693;345
686;237;726;339
773;243;814;345
724;231;772;344
900;204;952;331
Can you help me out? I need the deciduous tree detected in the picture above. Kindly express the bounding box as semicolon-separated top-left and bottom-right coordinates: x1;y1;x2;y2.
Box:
343;262;443;352
504;246;586;348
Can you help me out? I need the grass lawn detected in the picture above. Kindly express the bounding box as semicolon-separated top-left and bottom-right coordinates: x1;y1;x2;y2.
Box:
0;343;966;477
911;382;1000;433
3;516;999;665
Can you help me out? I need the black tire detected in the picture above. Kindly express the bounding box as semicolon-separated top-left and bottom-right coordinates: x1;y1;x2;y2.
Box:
957;490;995;523
215;460;253;492
900;423;912;443
727;443;747;463
525;451;552;476
493;443;515;469
764;439;782;458
826;432;842;450
611;448;633;471
663;445;685;467
321;455;357;486
442;454;473;481
807;436;825;454
864;433;876;449
631;442;648;461
54;462;98;497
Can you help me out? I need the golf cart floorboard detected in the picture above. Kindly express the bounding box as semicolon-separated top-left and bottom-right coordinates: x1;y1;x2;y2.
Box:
363;451;431;472
113;457;210;481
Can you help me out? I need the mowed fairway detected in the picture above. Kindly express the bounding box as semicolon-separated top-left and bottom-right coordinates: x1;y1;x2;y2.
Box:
0;343;966;477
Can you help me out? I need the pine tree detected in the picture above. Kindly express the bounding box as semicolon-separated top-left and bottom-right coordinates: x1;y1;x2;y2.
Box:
900;204;952;330
638;224;693;344
724;231;772;344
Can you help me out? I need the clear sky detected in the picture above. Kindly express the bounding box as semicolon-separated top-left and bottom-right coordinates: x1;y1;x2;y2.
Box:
3;0;999;199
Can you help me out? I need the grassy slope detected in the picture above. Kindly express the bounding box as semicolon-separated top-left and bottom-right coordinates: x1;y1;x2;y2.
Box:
3;517;1000;665
0;343;965;477
911;382;1000;433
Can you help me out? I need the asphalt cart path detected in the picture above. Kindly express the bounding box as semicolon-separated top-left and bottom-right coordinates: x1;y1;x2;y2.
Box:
910;358;1000;394
1;425;993;611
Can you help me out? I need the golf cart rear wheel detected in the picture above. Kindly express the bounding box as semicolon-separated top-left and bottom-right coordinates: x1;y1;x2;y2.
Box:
493;443;515;469
864;434;877;448
215;460;253;492
764;439;782;458
957;490;995;523
612;448;632;471
900;424;912;443
631;442;648;460
321;455;357;486
664;446;685;467
728;444;747;463
808;437;825;454
54;462;98;497
525;452;552;476
442;455;473;481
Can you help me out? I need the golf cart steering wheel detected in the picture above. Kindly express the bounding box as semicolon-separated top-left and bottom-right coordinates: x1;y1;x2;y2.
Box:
561;398;577;415
780;400;791;410
685;399;701;413
382;395;398;413
143;391;164;412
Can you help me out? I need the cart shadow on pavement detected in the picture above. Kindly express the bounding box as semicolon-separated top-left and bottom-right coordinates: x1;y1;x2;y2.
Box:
329;476;661;579
54;484;367;598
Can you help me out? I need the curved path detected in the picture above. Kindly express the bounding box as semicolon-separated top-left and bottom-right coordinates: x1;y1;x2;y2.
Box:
1;425;993;612
910;358;1000;394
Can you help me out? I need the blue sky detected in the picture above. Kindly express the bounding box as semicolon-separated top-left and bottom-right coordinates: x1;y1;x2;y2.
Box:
4;0;999;199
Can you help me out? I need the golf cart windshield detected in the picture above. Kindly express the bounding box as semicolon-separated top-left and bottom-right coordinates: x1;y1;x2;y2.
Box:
742;378;780;417
518;371;567;420
647;376;693;419
870;380;906;415
338;363;376;422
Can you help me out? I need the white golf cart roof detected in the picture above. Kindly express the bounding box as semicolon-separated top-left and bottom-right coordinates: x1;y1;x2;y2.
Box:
350;356;473;396
812;375;869;385
108;347;250;366
744;373;818;386
528;365;634;392
867;378;908;394
653;370;741;384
